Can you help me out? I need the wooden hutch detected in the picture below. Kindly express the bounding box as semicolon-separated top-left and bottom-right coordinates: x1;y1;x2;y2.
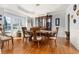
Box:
35;15;52;30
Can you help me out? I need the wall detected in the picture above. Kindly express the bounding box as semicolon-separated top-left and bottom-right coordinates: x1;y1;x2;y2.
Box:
66;4;79;50
0;8;4;15
48;10;66;37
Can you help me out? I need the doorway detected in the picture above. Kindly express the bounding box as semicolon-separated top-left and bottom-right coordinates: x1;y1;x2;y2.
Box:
68;14;70;32
67;14;70;40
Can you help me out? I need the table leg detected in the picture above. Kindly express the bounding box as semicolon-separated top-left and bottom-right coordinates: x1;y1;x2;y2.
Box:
55;40;57;47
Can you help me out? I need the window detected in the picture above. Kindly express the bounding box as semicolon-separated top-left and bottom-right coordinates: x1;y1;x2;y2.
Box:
4;16;11;32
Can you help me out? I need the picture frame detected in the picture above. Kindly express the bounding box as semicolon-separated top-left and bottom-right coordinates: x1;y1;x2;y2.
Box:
55;18;60;26
73;19;76;24
73;4;77;11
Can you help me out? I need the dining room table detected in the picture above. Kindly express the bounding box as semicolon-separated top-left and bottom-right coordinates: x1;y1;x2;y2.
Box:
39;30;53;33
25;29;55;47
25;29;54;37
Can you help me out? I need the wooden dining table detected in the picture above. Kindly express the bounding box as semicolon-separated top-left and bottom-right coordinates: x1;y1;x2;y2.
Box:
26;29;54;38
26;29;53;34
38;30;53;33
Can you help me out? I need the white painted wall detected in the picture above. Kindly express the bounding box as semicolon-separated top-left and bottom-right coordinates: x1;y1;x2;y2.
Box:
48;10;66;37
66;4;79;50
0;8;4;15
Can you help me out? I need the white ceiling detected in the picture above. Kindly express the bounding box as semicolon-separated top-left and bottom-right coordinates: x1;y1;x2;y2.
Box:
0;4;70;17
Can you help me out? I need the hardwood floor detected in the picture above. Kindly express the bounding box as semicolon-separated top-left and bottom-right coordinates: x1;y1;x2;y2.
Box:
1;37;79;54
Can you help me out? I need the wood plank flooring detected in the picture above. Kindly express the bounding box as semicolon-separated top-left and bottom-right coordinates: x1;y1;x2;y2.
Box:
1;37;79;54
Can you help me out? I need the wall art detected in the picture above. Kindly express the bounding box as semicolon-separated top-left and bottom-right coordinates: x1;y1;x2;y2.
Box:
73;4;77;11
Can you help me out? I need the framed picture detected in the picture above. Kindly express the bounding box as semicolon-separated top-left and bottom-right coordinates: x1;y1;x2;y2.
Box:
0;15;2;17
55;18;60;26
73;4;77;11
73;19;76;24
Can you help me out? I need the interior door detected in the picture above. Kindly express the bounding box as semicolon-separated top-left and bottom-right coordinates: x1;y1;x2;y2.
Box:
68;14;70;32
68;14;70;40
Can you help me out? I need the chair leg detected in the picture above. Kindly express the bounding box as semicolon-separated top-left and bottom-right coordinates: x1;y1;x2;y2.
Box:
8;41;9;47
29;36;32;41
1;41;4;49
11;37;14;46
55;40;57;47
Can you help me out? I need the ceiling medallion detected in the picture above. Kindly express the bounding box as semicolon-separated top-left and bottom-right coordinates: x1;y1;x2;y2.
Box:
36;4;40;6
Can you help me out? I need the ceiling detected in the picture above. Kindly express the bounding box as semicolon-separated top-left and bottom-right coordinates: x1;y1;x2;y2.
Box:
0;4;70;17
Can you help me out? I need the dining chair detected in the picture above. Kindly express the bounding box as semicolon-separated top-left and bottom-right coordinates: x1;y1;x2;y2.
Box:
49;27;59;47
31;27;42;47
22;27;31;42
0;32;14;49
